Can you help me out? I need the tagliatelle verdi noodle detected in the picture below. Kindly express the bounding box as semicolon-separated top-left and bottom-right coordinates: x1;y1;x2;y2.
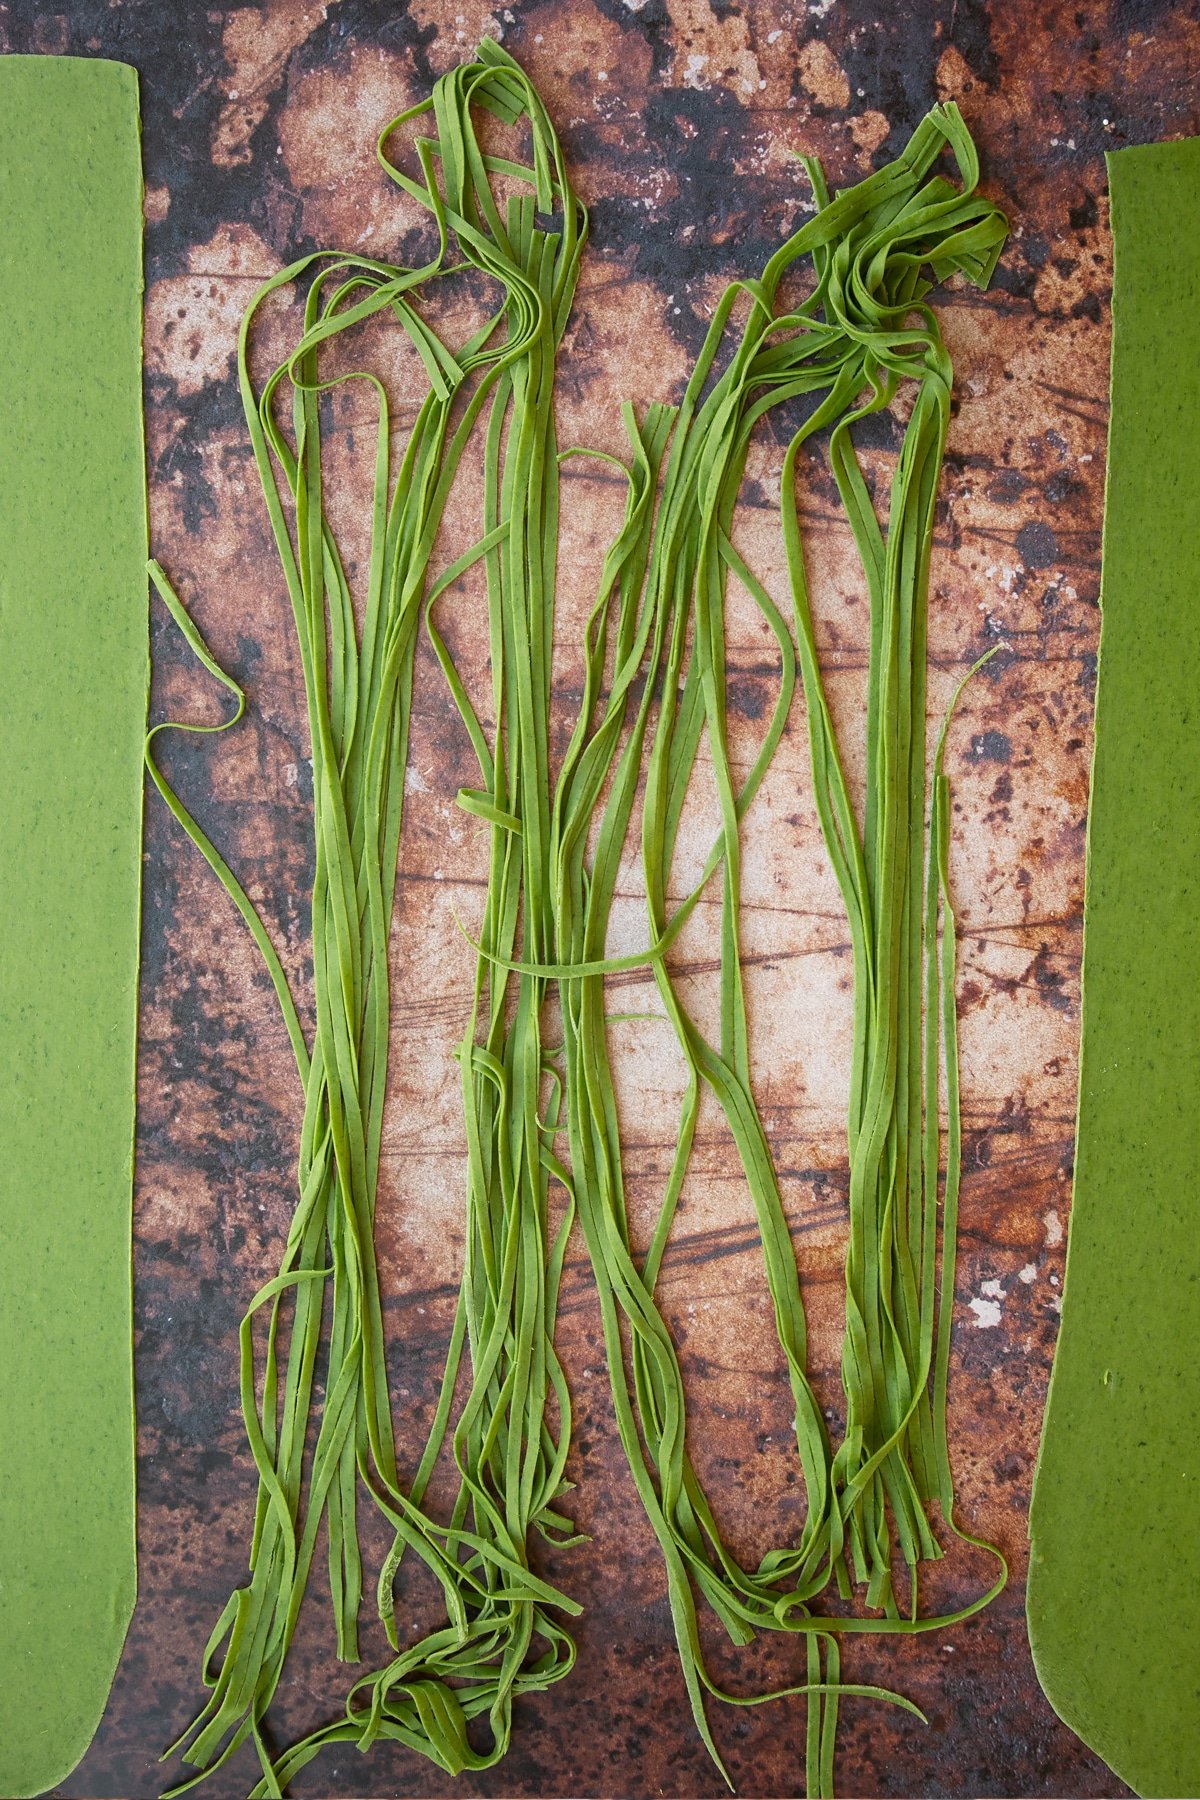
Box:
533;101;1010;1794
244;49;598;1795
151;46;588;1796
147;43;1010;1800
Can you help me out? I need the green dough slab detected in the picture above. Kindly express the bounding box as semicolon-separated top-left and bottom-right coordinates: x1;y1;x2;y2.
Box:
1027;136;1200;1800
0;56;146;1797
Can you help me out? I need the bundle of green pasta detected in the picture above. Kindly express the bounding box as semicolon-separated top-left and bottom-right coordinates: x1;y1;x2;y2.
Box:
543;102;1009;1794
244;46;595;1795
781;110;1010;1602
149;43;589;1794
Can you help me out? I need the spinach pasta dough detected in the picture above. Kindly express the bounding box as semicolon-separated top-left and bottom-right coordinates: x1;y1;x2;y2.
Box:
1027;135;1200;1800
0;56;146;1800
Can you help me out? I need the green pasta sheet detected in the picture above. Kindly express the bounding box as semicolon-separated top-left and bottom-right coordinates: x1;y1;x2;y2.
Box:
1027;136;1200;1800
0;56;146;1798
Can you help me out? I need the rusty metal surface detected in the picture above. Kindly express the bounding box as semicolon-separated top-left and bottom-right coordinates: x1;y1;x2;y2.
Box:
9;0;1197;1793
